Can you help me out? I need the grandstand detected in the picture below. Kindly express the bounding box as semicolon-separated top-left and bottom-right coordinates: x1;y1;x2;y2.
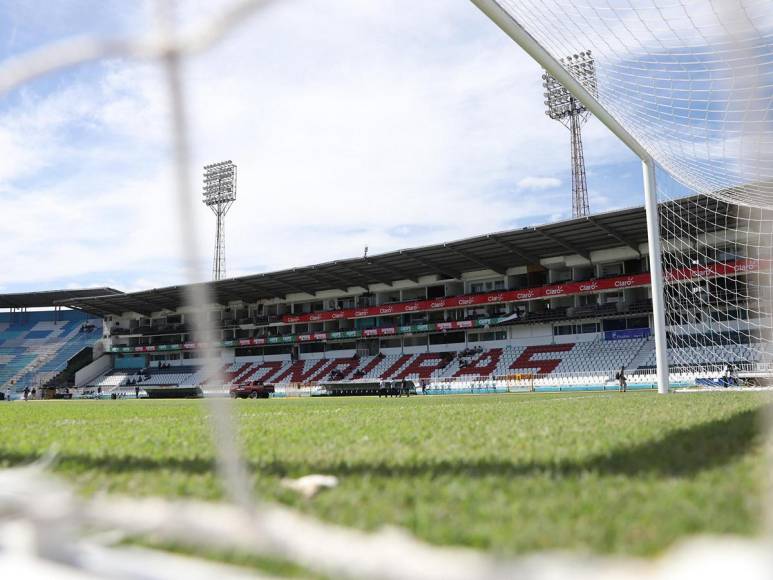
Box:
17;194;756;397
1;201;761;398
0;289;118;397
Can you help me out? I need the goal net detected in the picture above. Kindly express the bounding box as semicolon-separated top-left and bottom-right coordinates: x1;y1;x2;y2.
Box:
1;1;771;578
475;0;773;384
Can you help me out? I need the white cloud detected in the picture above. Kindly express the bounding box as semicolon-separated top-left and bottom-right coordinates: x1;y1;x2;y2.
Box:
0;0;638;293
517;176;561;191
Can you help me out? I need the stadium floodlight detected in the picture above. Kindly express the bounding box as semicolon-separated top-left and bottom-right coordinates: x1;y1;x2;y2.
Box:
202;160;237;281
542;51;596;219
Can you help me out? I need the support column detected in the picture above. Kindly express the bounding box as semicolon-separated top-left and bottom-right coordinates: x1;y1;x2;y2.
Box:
642;159;669;394
569;111;590;218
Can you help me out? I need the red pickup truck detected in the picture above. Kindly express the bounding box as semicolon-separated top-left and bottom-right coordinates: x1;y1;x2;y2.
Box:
229;382;275;399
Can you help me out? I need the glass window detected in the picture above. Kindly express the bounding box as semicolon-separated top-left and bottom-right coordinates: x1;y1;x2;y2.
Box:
602;318;626;331
554;324;574;335
469;331;506;342
626;316;649;329
429;331;465;345
600;263;623;277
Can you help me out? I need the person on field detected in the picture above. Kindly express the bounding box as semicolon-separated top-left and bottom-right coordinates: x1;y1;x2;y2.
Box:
23;386;29;401
617;366;627;392
135;385;140;399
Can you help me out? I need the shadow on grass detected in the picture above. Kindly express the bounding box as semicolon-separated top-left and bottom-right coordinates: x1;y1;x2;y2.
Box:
0;406;767;481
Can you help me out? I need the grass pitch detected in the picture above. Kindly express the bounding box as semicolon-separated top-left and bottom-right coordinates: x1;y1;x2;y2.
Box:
0;391;770;557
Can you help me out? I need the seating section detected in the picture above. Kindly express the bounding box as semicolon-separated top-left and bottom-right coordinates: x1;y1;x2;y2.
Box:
508;344;576;374
551;338;647;375
0;317;102;393
230;361;285;384
84;333;764;393
90;373;131;388
390;353;454;380
635;341;766;369
89;366;206;389
454;348;504;377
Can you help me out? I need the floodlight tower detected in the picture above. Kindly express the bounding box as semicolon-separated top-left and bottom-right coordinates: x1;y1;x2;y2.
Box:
542;51;597;218
202;160;237;281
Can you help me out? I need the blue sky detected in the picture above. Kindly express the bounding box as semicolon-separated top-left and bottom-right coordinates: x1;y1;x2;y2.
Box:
0;0;645;295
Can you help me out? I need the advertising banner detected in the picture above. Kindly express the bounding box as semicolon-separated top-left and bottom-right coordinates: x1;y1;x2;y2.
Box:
604;328;651;341
280;259;762;325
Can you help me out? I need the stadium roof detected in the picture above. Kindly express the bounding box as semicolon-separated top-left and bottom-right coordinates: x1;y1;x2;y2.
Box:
58;196;730;318
0;288;123;309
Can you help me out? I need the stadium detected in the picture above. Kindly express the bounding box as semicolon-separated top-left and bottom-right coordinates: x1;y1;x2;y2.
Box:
1;1;772;579
1;195;767;400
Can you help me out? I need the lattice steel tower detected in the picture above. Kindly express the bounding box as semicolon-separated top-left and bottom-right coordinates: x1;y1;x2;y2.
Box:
542;51;597;218
202;160;237;281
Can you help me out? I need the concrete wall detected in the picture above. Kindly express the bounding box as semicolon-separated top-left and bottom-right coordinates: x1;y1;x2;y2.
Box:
74;354;112;387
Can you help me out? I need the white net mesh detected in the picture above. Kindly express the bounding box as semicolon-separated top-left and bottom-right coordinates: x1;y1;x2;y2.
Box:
491;0;773;206
1;1;772;577
484;0;773;382
658;175;773;377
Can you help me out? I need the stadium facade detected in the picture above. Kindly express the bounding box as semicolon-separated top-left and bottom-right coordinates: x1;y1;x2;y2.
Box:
0;196;763;397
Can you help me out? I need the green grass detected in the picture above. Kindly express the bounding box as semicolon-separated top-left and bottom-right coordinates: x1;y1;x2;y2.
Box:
0;391;770;557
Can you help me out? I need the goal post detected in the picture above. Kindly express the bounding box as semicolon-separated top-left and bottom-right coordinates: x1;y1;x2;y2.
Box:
643;159;670;394
471;0;773;391
469;0;671;393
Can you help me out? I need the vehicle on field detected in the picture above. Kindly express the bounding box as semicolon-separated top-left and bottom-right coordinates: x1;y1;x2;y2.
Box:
230;382;275;399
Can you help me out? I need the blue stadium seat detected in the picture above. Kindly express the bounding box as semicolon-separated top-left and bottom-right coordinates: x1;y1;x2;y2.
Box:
0;315;102;393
